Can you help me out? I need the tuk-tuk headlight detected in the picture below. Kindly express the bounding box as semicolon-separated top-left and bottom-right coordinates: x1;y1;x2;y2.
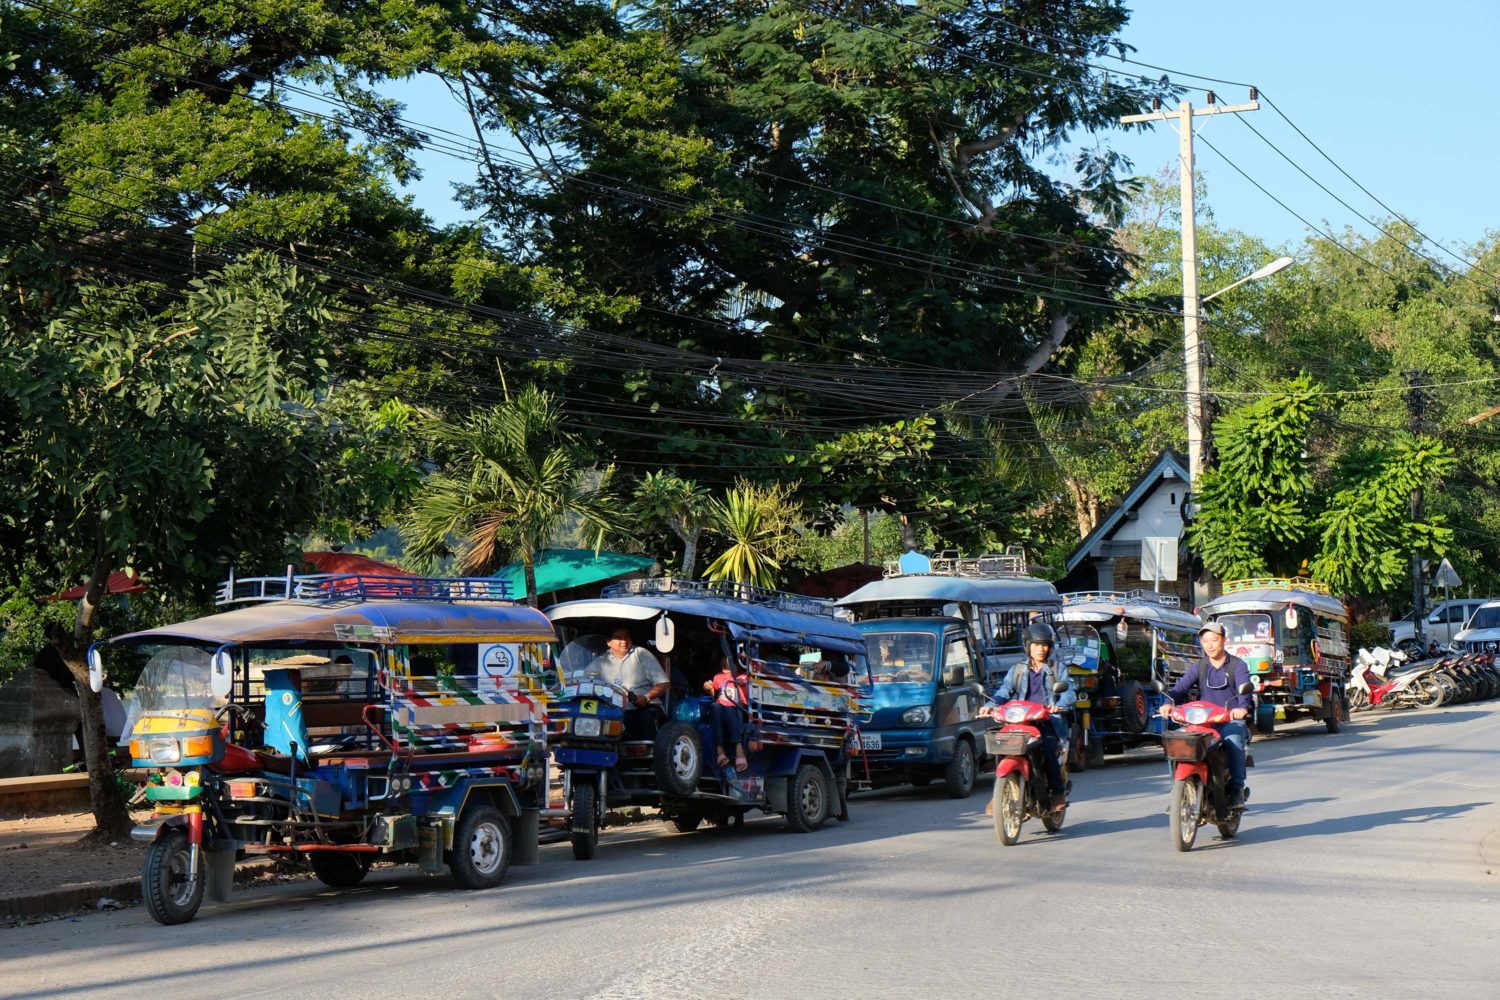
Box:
573;717;602;738
901;706;931;725
147;737;181;764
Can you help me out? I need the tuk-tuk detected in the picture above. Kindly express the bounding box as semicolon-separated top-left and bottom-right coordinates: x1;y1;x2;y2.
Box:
91;572;554;925
1199;578;1352;734
545;579;867;846
1054;591;1204;765
836;551;1062;796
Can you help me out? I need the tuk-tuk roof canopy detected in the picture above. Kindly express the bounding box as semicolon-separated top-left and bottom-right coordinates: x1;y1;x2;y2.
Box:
1056;591;1204;633
837;574;1060;610
111;599;557;647
1201;581;1348;621
546;584;865;655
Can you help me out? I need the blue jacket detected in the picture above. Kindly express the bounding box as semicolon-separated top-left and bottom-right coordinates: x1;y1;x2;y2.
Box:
995;660;1076;712
1167;654;1254;715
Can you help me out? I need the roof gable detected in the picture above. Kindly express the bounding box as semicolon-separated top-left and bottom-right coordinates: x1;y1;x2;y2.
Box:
1065;451;1190;574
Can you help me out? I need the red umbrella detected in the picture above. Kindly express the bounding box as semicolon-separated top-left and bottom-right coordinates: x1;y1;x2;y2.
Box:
43;570;147;602
303;551;413;576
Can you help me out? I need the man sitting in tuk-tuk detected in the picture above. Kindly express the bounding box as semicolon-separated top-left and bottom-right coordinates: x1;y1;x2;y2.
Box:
591;626;670;739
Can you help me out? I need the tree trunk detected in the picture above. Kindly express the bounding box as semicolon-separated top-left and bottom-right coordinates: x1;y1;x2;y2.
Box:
523;558;538;607
900;514;917;553
680;528;701;580
54;550;132;840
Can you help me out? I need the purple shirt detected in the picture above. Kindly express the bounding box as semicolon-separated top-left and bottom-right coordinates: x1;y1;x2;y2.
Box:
1167;654;1253;715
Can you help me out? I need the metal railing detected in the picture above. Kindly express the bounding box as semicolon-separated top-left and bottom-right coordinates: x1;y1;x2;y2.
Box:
883;545;1031;579
1061;590;1182;609
602;577;841;619
217;566;515;606
1222;577;1330;596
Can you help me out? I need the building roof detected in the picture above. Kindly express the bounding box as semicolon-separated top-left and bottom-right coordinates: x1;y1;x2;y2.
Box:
1064;451;1190;574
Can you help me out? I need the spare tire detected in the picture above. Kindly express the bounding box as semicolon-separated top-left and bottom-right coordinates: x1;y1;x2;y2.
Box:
1118;680;1148;734
652;720;705;797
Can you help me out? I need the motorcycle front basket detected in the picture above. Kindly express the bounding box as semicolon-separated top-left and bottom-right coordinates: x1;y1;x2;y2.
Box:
1162;730;1211;763
987;731;1031;757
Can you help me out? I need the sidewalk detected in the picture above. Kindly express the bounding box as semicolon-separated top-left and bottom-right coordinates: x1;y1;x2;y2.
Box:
0;809;150;923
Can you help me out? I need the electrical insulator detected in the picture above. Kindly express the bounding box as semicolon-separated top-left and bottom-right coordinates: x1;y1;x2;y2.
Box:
1249;86;1258;101
1152;96;1161;111
1206;90;1216;105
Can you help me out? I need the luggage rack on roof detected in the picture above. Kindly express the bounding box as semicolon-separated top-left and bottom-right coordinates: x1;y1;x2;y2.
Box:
602;577;841;619
216;566;515;606
883;546;1030;579
1062;590;1182;609
1222;578;1330;596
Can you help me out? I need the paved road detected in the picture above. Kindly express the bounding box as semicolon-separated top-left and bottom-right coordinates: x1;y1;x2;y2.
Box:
4;704;1498;1000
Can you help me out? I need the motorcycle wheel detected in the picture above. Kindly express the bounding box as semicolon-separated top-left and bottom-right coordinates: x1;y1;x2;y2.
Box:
1349;687;1370;711
1041;799;1067;833
1414;679;1445;710
995;773;1025;846
1169;778;1202;853
1216;808;1242;840
142;829;204;926
570;781;600;861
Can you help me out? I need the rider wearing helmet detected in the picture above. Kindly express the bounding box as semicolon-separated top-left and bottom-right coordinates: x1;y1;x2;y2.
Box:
993;621;1075;810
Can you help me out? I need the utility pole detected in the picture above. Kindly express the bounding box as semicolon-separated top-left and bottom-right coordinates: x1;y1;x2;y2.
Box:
1121;90;1260;606
1406;370;1430;646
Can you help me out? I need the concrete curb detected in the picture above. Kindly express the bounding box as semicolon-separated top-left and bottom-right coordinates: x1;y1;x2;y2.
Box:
0;859;278;921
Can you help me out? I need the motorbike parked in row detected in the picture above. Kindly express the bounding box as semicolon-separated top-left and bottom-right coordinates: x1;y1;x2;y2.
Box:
984;681;1070;846
1157;681;1255;853
1350;647;1500;710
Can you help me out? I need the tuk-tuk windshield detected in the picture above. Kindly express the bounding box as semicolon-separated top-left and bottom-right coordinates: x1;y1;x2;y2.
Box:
1218;613;1273;645
132;645;217;713
865;632;937;684
557;635;609;680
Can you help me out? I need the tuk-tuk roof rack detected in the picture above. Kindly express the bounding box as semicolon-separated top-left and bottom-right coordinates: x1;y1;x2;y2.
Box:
1222;577;1330;596
601;577;841;620
216;566;516;606
883;547;1030;579
1062;590;1182;609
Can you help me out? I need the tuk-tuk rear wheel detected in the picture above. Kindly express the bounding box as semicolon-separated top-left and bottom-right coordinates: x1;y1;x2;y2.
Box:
449;804;511;889
785;762;830;833
309;850;371;888
142;828;204;926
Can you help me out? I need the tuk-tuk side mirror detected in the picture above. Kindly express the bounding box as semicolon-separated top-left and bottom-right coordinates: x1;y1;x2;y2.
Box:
86;646;104;693
654;614;675;654
210;650;234;699
1284;606;1299;630
1116;619;1129;642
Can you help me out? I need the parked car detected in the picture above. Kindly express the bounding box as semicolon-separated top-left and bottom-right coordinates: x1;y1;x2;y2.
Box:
1388;599;1492;658
1450;600;1500;654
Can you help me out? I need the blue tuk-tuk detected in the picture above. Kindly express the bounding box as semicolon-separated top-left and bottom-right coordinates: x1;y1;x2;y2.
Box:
545;579;868;846
93;571;554;925
1054;591;1203;765
836;551;1062;797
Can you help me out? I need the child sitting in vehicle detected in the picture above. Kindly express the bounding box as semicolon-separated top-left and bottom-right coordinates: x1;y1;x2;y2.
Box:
704;655;750;773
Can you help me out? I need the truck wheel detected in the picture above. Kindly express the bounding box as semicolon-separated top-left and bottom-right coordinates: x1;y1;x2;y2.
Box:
668;811;703;833
1118;681;1148;734
310;851;371;888
1255;704;1276;736
570;781;599;861
942;738;976;799
449;804;511;889
784;763;831;833
1085;733;1106;768
143;829;204;926
652;720;704;797
1324;695;1342;734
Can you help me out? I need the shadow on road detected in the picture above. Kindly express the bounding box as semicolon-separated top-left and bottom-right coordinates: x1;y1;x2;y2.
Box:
1240;800;1487;845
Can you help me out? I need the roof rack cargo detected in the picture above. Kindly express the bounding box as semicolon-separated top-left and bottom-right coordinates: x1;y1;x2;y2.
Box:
216;566;516;606
1222;578;1330;596
1062;590;1182;609
601;577;841;620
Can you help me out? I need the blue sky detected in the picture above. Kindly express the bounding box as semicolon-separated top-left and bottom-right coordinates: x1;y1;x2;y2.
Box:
389;1;1500;261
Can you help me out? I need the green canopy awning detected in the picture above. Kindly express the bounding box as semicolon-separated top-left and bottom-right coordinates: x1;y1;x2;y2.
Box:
492;548;656;598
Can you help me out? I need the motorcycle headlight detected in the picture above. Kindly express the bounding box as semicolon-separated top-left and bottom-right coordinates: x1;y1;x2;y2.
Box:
1184;706;1211;725
147;737;181;764
573;717;602;738
1002;704;1028;724
901;706;932;725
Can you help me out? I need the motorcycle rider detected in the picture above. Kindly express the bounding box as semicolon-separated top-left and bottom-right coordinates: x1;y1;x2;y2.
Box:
1159;620;1254;807
993;622;1075;811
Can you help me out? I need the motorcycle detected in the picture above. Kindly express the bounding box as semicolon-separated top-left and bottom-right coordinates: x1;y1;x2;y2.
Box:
1158;681;1255;853
984;681;1070;846
1350;648;1446;710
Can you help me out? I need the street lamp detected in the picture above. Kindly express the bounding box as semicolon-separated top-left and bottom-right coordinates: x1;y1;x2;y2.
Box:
1183;254;1295;605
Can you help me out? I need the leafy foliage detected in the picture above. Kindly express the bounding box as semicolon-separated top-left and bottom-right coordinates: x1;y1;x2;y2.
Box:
703;481;803;588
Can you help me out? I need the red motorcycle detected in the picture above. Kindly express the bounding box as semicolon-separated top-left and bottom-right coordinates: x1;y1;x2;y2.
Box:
1160;685;1253;852
985;684;1069;846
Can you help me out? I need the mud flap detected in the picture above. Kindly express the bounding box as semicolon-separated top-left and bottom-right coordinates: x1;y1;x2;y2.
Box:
204;849;236;903
513;808;540;866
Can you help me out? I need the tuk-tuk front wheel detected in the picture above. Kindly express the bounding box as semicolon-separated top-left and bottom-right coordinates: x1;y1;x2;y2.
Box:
570;781;600;861
785;762;831;833
449;804;511;889
142;828;204;925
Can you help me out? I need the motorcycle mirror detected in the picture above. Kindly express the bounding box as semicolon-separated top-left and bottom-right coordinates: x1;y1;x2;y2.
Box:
1052;680;1070;694
210;650;234;699
1284;606;1299;630
654;614;675;654
1150;679;1166;694
1238;681;1255;695
86;646;104;693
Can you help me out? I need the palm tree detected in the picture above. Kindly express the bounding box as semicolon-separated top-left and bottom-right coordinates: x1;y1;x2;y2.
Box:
633;471;712;579
402;387;625;605
703;481;801;589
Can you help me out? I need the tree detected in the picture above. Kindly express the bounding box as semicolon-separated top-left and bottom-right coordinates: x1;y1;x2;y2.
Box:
703;481;803;589
401;387;626;605
632;472;712;579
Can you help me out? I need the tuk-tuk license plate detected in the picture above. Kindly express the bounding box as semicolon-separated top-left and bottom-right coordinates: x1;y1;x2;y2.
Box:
860;734;882;750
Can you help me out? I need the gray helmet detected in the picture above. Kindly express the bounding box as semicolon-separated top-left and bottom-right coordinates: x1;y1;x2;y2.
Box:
1023;622;1056;646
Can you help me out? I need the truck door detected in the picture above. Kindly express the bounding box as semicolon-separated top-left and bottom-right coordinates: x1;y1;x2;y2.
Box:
936;631;979;729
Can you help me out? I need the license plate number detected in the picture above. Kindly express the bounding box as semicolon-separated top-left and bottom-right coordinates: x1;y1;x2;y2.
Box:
860;733;882;750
